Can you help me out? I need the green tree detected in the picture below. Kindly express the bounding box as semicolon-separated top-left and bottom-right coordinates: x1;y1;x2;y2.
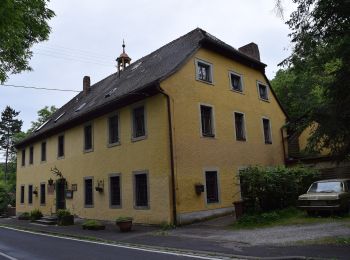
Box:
28;105;57;133
0;106;22;182
0;0;55;82
276;0;350;160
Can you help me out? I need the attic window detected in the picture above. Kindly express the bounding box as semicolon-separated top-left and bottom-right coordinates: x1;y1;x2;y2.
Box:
131;62;142;71
105;88;117;98
35;119;50;132
54;112;65;123
75;103;86;112
195;59;213;83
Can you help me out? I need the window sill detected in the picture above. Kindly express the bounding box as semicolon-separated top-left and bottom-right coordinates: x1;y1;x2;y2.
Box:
40;160;47;164
57;156;65;160
264;142;273;145
83;148;94;154
236;138;246;142
206;201;220;205
259;97;270;102
84;205;94;208
201;134;216;138
134;206;150;210
231;89;244;94
131;135;147;142
196;78;214;85
110;205;122;209
107;141;121;148
40;204;46;206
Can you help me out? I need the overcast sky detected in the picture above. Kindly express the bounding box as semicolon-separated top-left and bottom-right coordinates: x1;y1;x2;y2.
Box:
1;0;295;132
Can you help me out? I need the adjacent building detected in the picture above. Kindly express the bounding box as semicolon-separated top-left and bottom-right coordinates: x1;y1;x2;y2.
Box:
16;28;287;224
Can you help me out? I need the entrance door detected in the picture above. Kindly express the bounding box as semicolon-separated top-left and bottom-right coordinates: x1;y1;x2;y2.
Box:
56;178;66;210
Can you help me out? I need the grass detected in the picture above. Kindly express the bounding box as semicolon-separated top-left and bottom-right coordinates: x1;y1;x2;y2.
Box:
231;207;350;230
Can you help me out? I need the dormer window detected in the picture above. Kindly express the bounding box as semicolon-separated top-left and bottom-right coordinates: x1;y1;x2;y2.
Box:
196;59;213;83
257;82;269;100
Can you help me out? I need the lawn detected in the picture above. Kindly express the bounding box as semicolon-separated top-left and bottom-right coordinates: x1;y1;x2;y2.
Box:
231;208;350;230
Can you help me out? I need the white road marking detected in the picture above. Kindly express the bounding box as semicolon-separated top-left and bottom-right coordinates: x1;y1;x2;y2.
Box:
0;226;231;260
0;251;18;260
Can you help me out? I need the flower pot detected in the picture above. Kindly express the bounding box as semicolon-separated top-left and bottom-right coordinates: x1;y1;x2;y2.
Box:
58;215;74;226
233;200;245;220
116;220;132;232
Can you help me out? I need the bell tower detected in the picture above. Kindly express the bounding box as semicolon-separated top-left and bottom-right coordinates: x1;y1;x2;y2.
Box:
116;40;131;76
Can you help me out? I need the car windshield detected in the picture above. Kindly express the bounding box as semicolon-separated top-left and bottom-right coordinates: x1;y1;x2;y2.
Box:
308;181;344;193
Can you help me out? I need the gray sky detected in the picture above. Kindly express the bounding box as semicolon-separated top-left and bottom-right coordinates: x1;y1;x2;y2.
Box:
1;0;295;132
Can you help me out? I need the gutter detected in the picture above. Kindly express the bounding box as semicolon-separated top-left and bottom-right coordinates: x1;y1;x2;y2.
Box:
157;85;177;226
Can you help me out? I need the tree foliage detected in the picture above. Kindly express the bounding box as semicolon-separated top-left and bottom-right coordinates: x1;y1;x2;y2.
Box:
28;105;57;133
275;0;350;160
0;106;22;181
0;0;55;82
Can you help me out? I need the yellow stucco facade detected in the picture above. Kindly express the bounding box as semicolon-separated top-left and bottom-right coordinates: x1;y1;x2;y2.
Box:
16;46;286;225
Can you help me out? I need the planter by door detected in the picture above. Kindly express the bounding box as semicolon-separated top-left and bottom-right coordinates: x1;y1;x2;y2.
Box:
116;221;132;232
58;215;74;226
56;178;66;211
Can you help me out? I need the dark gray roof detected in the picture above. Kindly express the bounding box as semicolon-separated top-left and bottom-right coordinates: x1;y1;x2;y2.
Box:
16;28;268;148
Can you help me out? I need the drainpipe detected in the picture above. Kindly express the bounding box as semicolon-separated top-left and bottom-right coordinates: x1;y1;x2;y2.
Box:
158;86;177;226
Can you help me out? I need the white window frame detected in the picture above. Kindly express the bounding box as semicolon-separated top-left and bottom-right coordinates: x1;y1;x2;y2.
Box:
198;103;216;138
195;58;214;84
261;116;273;144
233;111;247;141
229;71;244;93
257;81;269;101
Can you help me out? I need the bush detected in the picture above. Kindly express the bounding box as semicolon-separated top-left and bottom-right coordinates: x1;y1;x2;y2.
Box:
0;182;12;214
239;166;317;212
115;216;133;223
82;220;105;230
56;209;71;218
18;212;30;220
30;209;43;220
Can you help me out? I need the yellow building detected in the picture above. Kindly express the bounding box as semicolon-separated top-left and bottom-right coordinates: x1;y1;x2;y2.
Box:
16;28;287;225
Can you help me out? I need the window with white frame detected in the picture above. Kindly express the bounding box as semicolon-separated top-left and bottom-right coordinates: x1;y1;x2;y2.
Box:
234;112;246;141
258;83;269;100
196;60;213;83
200;105;215;137
230;72;243;92
262;118;272;144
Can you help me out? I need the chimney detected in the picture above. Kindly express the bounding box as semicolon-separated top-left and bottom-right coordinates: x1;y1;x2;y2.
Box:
238;42;260;61
83;76;90;95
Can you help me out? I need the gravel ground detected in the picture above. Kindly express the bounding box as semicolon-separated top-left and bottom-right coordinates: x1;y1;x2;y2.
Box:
169;221;350;246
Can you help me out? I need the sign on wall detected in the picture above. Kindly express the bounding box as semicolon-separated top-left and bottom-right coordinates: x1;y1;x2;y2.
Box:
66;190;73;199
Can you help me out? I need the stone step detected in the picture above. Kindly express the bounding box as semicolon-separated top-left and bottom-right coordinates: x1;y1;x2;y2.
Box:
33;218;57;225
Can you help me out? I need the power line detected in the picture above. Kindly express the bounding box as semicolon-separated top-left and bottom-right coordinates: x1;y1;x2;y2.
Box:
0;83;80;93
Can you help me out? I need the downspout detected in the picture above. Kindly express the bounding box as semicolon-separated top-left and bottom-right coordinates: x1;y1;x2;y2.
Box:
158;86;177;226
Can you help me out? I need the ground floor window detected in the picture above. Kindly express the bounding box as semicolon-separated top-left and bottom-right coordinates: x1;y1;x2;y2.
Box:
28;185;33;204
84;177;93;207
134;173;148;208
110;175;121;207
20;185;25;204
40;183;46;205
205;171;219;203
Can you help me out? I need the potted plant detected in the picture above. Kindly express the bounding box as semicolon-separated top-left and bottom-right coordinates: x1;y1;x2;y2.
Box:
30;209;43;221
116;216;133;232
57;209;74;226
48;178;54;186
82;220;105;230
33;188;38;196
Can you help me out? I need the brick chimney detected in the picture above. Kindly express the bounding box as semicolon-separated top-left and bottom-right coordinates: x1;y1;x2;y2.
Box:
83;76;90;95
238;42;260;61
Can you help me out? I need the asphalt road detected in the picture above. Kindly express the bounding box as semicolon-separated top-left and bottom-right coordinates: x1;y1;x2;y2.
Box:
0;227;221;260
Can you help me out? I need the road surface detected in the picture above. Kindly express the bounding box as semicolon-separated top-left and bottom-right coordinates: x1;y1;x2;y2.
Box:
0;227;223;260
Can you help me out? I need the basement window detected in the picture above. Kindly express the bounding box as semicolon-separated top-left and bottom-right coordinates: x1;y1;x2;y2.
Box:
109;175;121;208
200;105;215;137
205;171;219;204
134;173;149;208
84;177;93;207
196;59;213;83
28;185;33;204
234;112;246;141
262;118;272;144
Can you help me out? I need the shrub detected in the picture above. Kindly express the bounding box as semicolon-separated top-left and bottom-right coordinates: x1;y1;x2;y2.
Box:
239;166;318;212
116;216;133;223
30;209;43;220
18;212;30;220
0;182;12;214
56;209;72;218
82;220;105;230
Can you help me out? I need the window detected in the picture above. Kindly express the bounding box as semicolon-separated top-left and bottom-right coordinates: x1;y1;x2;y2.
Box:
258;83;269;100
58;135;64;157
108;115;119;145
20;185;25;204
84;177;93;207
234;112;246;141
41;142;46;162
109;175;121;207
230;72;243;92
132;106;146;139
28;185;33;204
200;105;214;137
262;118;272;144
84;124;93;151
205;171;219;203
29;146;34;165
40;183;46;205
21;149;25;166
196;60;213;83
134;173;148;208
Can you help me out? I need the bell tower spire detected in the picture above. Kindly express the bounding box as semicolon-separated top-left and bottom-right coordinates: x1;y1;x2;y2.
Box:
116;39;131;76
